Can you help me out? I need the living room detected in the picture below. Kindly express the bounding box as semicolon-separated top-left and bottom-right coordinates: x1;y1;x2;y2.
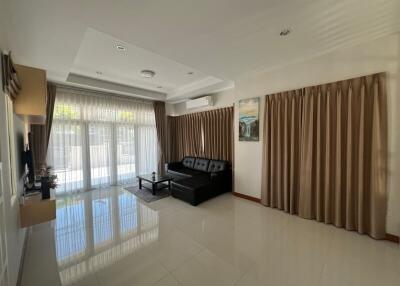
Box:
0;1;400;286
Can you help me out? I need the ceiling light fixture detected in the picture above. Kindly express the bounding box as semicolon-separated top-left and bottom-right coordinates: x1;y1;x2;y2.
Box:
157;86;162;89
96;71;103;75
140;70;156;78
280;28;291;36
116;44;126;51
188;72;194;75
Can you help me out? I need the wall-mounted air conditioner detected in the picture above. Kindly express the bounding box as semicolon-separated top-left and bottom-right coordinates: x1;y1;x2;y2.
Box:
186;96;214;110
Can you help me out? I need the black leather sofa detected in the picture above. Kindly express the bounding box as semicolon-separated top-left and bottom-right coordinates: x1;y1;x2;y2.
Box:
167;157;232;206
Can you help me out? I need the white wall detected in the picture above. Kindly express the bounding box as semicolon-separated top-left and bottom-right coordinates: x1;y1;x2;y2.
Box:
0;0;8;51
165;102;175;116
233;33;400;236
0;0;28;284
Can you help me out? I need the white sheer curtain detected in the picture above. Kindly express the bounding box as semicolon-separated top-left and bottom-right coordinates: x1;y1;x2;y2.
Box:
47;87;157;195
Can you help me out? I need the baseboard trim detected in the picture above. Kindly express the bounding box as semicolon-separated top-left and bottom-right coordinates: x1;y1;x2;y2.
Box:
232;192;261;203
233;192;399;244
385;233;400;244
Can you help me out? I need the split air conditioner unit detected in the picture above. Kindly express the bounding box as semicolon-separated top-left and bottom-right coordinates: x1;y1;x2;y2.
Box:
186;96;214;110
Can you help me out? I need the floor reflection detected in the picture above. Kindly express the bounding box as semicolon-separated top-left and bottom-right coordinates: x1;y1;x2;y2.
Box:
54;189;159;285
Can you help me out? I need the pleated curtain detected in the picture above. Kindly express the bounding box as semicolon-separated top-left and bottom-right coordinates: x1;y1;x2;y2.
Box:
30;124;48;171
30;82;57;171
46;82;57;147
261;73;388;239
168;113;203;161
202;107;234;162
168;106;234;162
153;101;167;175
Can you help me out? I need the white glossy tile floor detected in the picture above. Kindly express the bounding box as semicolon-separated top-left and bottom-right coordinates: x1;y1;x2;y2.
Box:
21;187;400;286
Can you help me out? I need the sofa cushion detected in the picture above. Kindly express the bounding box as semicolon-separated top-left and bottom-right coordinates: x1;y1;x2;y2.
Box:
193;158;210;172
182;157;195;168
207;160;228;172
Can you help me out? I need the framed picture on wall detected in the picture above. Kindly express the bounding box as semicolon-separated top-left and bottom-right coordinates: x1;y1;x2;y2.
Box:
239;97;259;141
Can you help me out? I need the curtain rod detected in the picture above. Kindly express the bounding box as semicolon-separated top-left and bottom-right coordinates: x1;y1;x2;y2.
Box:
51;81;157;105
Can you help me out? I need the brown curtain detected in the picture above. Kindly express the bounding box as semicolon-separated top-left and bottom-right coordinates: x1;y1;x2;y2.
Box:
261;73;388;239
201;107;234;161
261;90;303;214
153;101;167;174
1;52;21;100
46;82;56;148
31;124;47;171
168;113;203;161
30;82;57;171
168;106;234;162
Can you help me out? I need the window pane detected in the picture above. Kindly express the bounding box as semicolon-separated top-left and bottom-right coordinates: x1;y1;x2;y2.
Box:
48;123;84;194
89;124;112;187
117;125;136;184
136;126;157;175
47;90;158;194
53;103;81;120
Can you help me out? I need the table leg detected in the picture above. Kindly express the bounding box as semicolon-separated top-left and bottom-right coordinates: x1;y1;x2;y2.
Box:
139;178;142;189
152;183;156;196
168;180;171;190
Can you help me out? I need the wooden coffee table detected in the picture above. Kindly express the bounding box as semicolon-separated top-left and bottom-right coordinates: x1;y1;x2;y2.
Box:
137;174;174;195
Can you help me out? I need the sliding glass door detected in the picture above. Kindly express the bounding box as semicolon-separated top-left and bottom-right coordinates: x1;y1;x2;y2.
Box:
116;125;136;185
89;123;112;187
48;122;84;193
47;88;157;195
89;123;138;188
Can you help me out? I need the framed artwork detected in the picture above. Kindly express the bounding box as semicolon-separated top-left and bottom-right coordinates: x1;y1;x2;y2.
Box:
239;97;259;141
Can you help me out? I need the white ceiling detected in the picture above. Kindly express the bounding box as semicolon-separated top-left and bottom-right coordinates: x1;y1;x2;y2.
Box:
69;28;231;101
2;0;400;102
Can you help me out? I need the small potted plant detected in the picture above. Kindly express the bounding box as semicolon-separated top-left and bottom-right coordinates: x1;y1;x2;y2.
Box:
39;166;58;199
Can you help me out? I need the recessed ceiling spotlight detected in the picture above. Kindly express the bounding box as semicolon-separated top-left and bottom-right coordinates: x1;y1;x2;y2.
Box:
280;28;291;36
140;70;156;78
188;72;194;75
96;71;103;75
116;44;126;51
